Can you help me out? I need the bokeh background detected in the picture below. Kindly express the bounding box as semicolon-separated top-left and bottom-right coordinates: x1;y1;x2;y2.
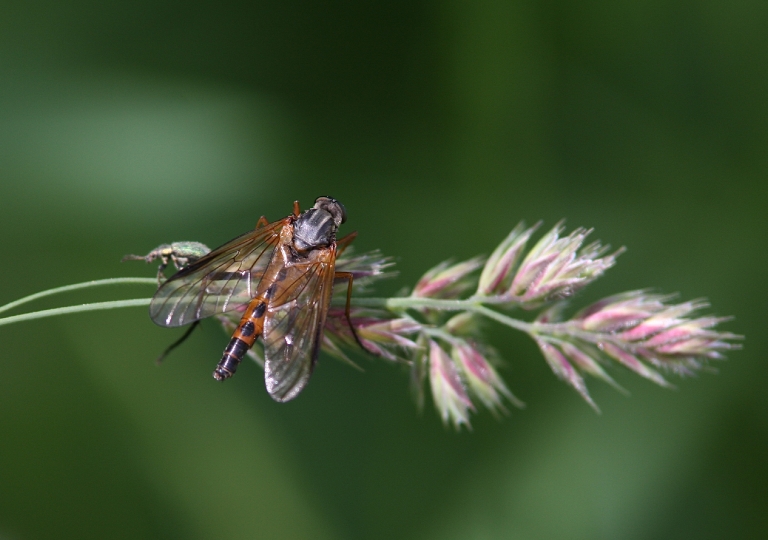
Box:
1;1;766;539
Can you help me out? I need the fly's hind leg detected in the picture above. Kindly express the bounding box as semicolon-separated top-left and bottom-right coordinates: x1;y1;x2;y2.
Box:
334;271;368;353
255;216;269;229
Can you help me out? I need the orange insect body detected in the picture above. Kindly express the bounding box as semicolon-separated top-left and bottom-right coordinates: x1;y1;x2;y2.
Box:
149;197;355;402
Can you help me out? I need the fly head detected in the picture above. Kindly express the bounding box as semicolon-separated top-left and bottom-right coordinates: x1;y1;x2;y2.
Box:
292;196;346;253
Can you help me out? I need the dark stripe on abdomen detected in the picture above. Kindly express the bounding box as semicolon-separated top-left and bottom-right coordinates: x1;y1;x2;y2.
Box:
213;337;249;381
265;282;278;300
239;320;256;338
214;296;266;382
252;302;266;319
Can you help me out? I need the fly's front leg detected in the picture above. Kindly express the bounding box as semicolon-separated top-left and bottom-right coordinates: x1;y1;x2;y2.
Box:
334;271;367;353
156;321;200;364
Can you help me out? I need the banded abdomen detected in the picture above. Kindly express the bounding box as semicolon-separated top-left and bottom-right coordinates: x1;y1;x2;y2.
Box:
213;298;267;380
213;261;289;380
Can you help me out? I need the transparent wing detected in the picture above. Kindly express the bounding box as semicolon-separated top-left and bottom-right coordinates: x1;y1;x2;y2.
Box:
150;218;290;327
263;247;337;402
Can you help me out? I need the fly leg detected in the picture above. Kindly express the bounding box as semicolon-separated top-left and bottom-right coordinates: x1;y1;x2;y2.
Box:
334;271;368;353
336;231;358;256
255;216;269;229
155;321;200;364
162;267;247;367
124;242;211;361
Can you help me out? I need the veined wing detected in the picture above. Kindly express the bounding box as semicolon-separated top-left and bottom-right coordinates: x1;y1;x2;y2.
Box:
263;245;337;402
150;218;290;327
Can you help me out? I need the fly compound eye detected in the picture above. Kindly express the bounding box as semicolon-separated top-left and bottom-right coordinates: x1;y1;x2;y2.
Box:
314;196;346;225
335;200;347;224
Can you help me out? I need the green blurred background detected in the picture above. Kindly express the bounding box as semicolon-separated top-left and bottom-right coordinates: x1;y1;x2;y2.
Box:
1;1;765;539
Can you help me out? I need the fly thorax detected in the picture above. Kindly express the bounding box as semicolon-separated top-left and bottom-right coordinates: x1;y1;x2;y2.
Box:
292;208;336;253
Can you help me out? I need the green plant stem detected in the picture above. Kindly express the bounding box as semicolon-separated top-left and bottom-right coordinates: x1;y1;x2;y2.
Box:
352;296;633;349
0;299;152;327
0;277;157;315
0;280;593;348
351;296;534;333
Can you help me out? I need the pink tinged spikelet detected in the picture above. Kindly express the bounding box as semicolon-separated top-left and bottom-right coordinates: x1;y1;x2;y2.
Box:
599;342;673;388
477;222;539;295
572;291;647;320
618;300;711;342
510;252;558;298
507;223;621;305
321;307;422;362
453;342;523;412
581;306;654;332
577;293;670;332
655;337;713;356
363;321;419;361
618;316;681;342
571;292;741;377
558;341;625;393
357;319;421;355
429;340;474;428
644;326;702;348
642;317;729;349
413;257;485;299
648;324;739;359
532;232;592;292
510;222;571;296
536;339;599;411
334;248;395;280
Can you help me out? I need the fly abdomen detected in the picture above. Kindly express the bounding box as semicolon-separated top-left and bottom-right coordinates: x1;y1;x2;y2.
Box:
213;300;266;381
213;337;249;380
